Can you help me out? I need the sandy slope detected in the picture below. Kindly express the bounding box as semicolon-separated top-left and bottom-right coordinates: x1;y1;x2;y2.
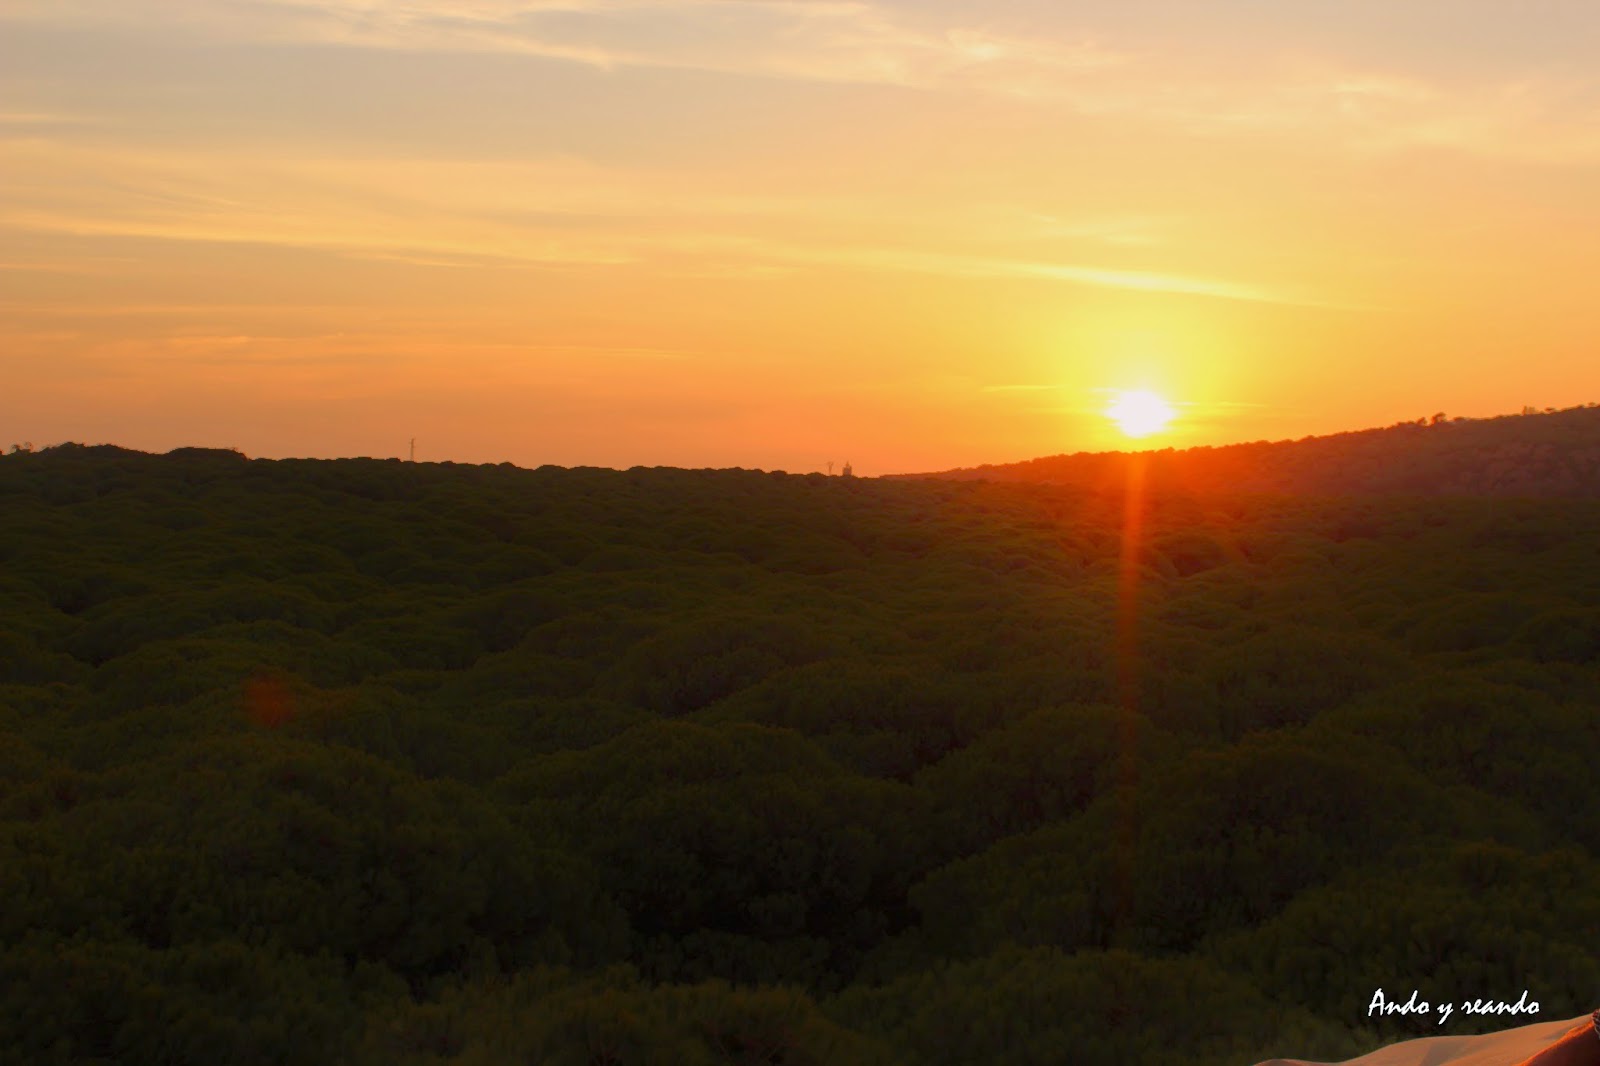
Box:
1255;1016;1587;1066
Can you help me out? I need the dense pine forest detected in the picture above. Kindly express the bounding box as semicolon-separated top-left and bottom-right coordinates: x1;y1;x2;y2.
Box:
2;441;1598;1065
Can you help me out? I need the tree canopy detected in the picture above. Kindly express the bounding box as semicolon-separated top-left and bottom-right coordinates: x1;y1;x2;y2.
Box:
1;444;1595;1064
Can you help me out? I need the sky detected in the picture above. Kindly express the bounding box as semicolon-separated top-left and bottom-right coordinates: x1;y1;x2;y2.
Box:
3;0;1598;474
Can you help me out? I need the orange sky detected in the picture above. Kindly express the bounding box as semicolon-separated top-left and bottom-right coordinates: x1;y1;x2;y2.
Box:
3;1;1598;474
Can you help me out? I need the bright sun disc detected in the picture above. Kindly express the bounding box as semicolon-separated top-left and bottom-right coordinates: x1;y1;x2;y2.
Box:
1107;389;1175;438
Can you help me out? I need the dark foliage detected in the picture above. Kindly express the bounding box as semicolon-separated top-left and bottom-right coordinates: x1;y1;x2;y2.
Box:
1;443;1596;1064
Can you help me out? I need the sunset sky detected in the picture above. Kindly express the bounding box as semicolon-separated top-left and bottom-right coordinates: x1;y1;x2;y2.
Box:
4;1;1598;474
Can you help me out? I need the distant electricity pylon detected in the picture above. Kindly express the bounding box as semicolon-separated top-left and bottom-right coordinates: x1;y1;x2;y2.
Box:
827;460;834;475
409;438;416;463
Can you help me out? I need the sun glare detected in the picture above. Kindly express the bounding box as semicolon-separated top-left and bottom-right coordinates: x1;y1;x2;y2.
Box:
1107;390;1176;439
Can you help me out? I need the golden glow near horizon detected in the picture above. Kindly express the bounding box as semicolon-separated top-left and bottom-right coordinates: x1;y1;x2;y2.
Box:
2;2;1599;473
1107;390;1177;439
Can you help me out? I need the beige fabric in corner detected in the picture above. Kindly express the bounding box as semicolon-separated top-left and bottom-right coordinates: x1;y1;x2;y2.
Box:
1255;1015;1587;1066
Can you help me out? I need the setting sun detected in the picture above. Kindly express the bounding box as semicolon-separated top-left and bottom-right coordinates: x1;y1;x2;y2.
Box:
4;1;1598;474
1107;390;1176;439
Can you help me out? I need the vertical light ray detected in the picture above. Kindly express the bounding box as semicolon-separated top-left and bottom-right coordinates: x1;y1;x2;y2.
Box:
1110;449;1148;944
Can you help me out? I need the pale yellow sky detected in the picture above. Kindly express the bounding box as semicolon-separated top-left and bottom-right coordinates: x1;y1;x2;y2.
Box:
3;1;1598;472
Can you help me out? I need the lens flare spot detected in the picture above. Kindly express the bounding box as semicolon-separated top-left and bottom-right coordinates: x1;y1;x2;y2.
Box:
245;673;296;728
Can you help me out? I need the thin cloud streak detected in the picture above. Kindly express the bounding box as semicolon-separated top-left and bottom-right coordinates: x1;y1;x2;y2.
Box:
2;201;1313;305
0;0;1126;91
2;137;1324;305
767;244;1325;306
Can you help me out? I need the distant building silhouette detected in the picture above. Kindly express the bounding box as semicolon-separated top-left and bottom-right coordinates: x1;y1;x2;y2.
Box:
842;461;853;478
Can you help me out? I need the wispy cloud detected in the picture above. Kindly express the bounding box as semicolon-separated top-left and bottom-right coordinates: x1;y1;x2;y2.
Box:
0;0;1124;91
0;258;123;274
0;111;94;126
30;7;1600;170
1173;61;1600;165
0;142;648;268
6;1;1597;163
757;242;1315;305
1;138;1317;304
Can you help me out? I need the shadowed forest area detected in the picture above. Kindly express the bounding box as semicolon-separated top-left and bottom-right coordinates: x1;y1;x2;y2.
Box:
1;440;1598;1065
895;405;1600;497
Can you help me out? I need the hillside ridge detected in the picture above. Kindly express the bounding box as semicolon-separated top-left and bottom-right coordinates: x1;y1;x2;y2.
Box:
887;404;1600;496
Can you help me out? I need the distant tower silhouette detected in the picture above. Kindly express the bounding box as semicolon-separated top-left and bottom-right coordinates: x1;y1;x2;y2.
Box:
409;438;416;463
842;460;853;478
827;460;835;475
